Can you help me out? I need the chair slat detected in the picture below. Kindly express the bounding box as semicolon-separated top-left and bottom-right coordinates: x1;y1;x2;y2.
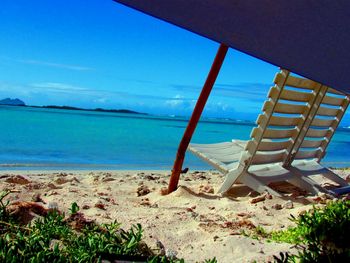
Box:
285;75;319;90
258;140;292;151
251;151;286;165
208;152;242;163
251;127;297;139
300;140;323;148
269;115;302;126
317;106;341;117
311;118;336;127
263;100;307;114
295;149;321;159
306;128;331;138
328;87;345;95
280;89;313;102
322;95;345;106
257;114;302;127
264;128;297;139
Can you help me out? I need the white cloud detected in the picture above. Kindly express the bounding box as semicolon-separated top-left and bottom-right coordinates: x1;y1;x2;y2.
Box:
18;59;93;71
94;97;108;104
165;94;185;107
30;82;87;92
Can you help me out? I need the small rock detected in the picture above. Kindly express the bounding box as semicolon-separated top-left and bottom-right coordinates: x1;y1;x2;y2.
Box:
102;177;116;183
5;175;31;185
47;183;60;189
140;198;151;206
265;193;273;199
272;204;283;210
137;185;150;196
94;202;106;210
283;200;294;209
156;240;166;256
186;207;194;212
345;174;350;183
237;212;251;218
55;178;69;185
159;187;168;195
181;167;189;174
250;194;266;204
48;191;59;196
145;175;157;180
341;194;350;201
199;184;214;194
31;194;45;203
82;204;90;210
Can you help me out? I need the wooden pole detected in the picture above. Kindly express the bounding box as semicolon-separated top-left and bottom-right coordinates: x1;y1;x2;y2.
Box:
168;43;229;193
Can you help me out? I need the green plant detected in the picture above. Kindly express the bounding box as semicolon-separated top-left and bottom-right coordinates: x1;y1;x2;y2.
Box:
0;192;216;262
272;200;350;262
0;191;11;222
69;202;79;215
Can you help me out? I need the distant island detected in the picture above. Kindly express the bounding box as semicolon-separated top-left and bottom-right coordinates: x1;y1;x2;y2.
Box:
34;105;147;115
0;98;26;106
0;98;147;115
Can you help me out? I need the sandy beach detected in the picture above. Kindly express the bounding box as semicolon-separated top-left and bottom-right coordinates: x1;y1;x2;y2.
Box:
1;169;349;262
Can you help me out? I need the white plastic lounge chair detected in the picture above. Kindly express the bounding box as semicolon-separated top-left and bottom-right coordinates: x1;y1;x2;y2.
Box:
189;70;330;196
288;87;350;195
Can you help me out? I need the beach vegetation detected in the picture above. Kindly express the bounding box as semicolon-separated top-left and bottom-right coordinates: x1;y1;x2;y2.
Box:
238;200;350;262
271;200;350;262
0;191;216;263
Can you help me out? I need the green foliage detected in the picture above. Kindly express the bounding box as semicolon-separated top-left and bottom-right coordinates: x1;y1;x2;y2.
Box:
69;202;79;215
0;191;11;222
272;200;350;262
0;191;215;263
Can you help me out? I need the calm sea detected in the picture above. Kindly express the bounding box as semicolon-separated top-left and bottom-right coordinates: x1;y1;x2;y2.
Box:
1;105;350;170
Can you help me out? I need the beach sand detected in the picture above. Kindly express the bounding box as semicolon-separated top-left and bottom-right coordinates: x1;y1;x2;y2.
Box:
1;169;349;262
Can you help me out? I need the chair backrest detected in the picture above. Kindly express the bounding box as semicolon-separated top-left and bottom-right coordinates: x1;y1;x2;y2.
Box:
240;69;325;168
292;87;350;162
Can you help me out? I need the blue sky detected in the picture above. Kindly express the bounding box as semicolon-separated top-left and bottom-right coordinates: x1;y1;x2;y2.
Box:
2;0;346;124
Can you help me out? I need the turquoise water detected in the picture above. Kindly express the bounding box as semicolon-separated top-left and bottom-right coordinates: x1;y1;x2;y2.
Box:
1;105;350;170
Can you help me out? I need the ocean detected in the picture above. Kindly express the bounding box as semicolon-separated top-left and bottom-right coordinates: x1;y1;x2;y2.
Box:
1;105;350;170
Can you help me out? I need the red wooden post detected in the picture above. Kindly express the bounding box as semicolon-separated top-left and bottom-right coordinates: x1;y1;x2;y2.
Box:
168;43;229;193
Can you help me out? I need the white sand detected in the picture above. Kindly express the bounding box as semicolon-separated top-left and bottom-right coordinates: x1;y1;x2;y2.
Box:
1;169;349;262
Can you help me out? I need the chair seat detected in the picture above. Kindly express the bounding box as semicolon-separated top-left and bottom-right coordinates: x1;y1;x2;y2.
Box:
188;141;243;173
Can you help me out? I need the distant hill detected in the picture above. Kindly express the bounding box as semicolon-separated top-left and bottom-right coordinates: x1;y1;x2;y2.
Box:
31;105;147;115
0;98;146;115
0;98;26;106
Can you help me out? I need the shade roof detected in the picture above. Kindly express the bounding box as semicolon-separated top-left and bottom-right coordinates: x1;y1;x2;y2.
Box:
115;0;350;94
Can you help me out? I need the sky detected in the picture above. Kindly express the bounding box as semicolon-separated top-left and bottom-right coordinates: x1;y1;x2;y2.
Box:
1;0;348;124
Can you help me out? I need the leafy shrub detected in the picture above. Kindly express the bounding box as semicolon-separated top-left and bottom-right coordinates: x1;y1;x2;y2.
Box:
0;191;216;263
273;200;350;262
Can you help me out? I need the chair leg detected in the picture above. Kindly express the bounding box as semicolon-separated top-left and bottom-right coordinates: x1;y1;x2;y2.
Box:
239;173;282;197
287;176;323;195
218;167;245;194
321;170;349;187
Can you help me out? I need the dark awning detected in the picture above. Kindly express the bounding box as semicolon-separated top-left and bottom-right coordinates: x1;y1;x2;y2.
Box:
114;0;350;94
